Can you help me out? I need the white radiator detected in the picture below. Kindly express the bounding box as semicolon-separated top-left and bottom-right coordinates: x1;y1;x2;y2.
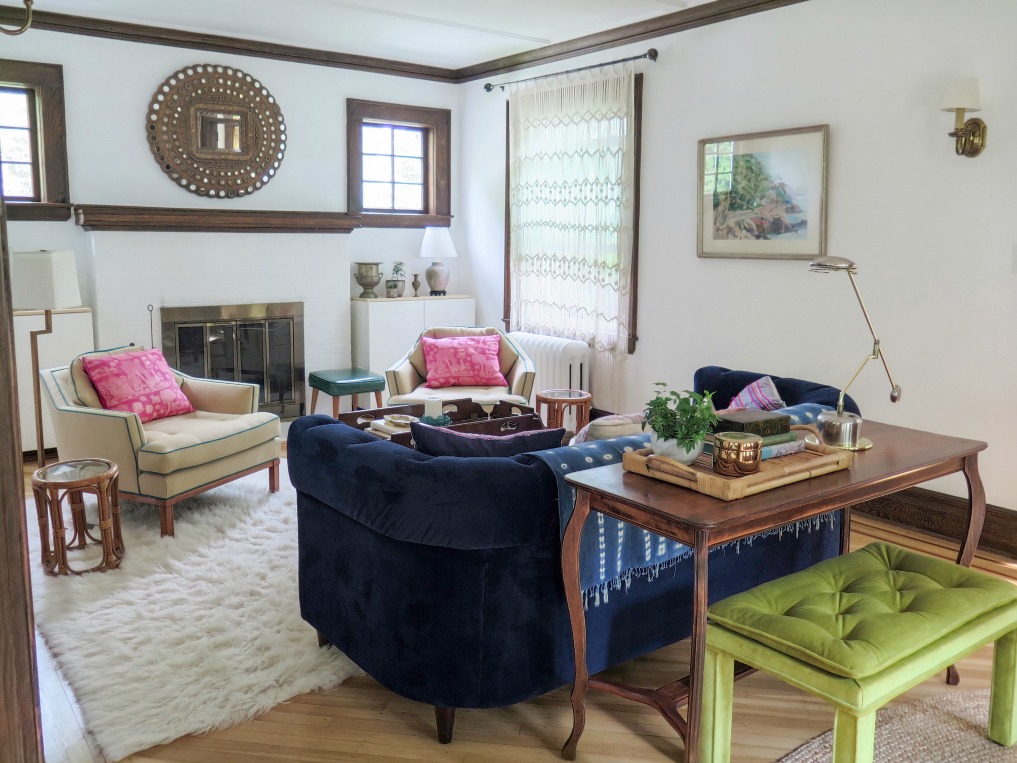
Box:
508;331;591;403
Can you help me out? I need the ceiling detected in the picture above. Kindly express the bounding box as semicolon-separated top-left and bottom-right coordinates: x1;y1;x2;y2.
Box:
30;0;718;70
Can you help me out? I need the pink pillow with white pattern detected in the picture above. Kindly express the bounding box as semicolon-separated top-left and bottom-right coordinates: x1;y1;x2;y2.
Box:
724;375;786;412
421;334;508;389
82;348;195;423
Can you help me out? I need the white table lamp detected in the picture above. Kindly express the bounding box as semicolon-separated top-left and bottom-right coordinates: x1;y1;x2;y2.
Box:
11;250;82;466
419;227;458;296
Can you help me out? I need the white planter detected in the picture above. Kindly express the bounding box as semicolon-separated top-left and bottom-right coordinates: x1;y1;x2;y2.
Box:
650;432;704;464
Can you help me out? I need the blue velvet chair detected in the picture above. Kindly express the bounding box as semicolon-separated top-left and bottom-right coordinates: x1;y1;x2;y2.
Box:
693;365;860;415
288;414;843;744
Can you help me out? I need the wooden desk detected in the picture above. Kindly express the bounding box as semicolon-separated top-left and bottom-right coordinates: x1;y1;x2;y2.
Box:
560;421;987;763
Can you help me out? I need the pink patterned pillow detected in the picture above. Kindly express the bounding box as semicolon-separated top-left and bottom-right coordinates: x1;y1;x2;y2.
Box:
421;334;508;389
82;348;195;423
726;375;786;411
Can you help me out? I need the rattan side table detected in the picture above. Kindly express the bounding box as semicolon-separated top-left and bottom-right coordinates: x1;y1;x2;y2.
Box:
32;458;124;575
535;389;593;432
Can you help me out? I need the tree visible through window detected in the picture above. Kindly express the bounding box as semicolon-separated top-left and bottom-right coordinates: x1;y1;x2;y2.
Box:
0;87;39;201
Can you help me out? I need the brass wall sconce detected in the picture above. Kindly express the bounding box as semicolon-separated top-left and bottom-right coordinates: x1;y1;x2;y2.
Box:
941;77;986;158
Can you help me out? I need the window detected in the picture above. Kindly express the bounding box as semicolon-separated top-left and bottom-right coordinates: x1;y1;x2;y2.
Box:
347;99;450;228
0;59;70;221
504;71;643;412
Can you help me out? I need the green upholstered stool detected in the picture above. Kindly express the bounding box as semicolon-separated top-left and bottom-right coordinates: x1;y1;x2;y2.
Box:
700;542;1017;763
308;368;385;417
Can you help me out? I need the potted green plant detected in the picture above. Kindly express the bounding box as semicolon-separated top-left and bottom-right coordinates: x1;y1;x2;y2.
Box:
385;261;406;298
642;382;719;464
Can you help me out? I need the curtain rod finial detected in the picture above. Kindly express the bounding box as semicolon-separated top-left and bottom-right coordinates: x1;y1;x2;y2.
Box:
483;83;494;92
647;48;658;61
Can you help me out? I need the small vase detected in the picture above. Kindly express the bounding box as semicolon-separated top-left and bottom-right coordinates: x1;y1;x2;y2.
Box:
650;433;704;465
411;274;421;297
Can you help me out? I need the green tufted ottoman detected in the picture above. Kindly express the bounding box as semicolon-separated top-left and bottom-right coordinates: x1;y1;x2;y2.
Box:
308;368;385;417
699;542;1017;763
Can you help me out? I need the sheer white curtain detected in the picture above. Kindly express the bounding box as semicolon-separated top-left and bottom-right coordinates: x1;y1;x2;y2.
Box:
508;65;636;413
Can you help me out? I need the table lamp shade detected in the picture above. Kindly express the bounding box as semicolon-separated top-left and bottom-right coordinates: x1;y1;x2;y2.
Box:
419;227;458;262
940;77;981;112
11;250;81;310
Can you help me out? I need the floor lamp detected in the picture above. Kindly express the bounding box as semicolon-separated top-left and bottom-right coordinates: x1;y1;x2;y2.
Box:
10;250;82;467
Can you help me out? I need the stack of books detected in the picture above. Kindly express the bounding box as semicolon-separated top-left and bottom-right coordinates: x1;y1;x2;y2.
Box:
710;410;807;460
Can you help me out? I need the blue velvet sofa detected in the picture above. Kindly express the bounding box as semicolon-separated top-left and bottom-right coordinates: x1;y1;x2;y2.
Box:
694;365;860;415
288;412;844;743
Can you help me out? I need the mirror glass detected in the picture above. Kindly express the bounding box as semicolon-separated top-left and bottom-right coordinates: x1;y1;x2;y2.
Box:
197;110;246;153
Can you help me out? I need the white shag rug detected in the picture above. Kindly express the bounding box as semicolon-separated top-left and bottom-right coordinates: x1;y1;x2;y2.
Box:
28;463;361;761
778;689;1017;762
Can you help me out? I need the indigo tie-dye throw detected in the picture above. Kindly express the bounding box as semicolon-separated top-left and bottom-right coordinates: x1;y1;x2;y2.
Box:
529;432;837;607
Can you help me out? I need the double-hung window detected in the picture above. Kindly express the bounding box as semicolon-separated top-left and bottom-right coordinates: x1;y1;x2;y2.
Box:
0;59;70;220
347;99;450;228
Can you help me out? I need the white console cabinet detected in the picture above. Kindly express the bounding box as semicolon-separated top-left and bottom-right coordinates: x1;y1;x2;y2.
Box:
13;308;95;454
351;295;475;377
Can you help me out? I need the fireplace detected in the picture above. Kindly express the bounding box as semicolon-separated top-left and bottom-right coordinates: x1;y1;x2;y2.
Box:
161;302;304;418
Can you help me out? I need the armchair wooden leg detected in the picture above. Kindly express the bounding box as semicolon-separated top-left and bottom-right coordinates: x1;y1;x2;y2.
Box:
374;390;383;407
269;460;280;493
434;706;456;744
310;387;319;414
160;504;175;537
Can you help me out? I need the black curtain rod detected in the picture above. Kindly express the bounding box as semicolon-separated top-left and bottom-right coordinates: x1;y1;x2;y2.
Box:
483;47;657;92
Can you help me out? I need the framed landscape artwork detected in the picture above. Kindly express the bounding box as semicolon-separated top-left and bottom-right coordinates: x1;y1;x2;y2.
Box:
697;124;828;260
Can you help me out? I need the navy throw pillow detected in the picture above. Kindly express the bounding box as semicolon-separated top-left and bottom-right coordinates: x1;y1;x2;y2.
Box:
411;422;566;457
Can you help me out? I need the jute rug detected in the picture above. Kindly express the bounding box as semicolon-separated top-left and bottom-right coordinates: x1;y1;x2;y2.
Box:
27;462;361;761
778;689;1017;762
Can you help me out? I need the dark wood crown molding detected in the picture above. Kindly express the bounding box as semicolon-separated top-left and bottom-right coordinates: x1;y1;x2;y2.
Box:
1;1;806;84
0;6;457;82
73;205;361;234
456;0;808;82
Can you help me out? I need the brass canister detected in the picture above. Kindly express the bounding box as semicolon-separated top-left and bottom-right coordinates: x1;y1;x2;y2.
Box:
713;431;763;476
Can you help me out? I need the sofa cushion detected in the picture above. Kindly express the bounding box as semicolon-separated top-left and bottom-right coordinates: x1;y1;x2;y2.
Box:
422;334;507;389
725;375;785;411
138;410;280;474
411;422;565;458
83;348;195;423
389;385;528;407
572;412;644;444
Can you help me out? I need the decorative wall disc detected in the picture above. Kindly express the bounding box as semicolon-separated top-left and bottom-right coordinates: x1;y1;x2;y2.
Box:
146;64;286;198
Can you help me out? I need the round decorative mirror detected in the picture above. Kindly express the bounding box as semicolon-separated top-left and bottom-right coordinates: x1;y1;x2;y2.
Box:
146;64;286;198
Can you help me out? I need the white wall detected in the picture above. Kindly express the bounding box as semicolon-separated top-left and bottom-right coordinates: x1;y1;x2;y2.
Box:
461;0;1017;509
5;29;465;410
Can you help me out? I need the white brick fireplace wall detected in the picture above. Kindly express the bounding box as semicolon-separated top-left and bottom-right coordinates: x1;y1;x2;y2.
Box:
87;231;352;414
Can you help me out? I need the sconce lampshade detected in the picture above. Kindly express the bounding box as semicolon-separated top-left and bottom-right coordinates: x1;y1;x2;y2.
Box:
940;77;981;112
10;250;82;311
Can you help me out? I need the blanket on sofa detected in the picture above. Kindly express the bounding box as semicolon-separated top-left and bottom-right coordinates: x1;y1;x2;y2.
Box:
530;433;839;607
529;434;694;606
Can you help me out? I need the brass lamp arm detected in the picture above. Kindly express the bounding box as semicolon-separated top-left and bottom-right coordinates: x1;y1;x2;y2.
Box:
844;270;902;411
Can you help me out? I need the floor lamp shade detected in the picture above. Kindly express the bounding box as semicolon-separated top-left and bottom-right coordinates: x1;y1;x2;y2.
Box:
11;250;82;467
11;250;81;310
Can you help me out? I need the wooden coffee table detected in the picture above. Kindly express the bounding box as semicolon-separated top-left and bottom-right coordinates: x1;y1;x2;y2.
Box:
560;421;987;763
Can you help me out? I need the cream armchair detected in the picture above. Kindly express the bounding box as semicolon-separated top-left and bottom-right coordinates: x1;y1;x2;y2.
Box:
385;327;535;406
40;346;281;537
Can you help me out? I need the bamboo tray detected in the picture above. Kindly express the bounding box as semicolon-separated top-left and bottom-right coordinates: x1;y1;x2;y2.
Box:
621;442;853;501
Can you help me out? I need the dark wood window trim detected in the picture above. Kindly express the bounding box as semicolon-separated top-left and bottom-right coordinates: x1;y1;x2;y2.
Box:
347;99;451;229
0;59;71;220
502;73;642;353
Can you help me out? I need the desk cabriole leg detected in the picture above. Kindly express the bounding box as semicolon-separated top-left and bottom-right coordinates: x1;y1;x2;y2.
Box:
562;488;592;760
685;532;710;763
947;453;986;686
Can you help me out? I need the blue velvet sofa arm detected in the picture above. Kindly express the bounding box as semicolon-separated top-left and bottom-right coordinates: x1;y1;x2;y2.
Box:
287;417;559;550
693;365;861;416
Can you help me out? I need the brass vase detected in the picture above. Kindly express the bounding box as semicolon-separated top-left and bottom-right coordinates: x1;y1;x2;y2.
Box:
353;262;383;299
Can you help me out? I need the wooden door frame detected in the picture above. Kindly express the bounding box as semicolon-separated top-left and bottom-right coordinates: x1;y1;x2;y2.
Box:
0;186;45;761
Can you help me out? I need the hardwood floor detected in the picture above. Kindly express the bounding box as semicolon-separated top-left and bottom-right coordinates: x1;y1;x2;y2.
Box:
26;454;1015;762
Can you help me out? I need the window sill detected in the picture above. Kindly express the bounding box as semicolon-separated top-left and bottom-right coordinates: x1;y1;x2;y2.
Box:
5;202;73;222
357;213;451;229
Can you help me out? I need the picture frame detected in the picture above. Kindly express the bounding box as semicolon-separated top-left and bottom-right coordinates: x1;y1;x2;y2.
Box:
697;124;828;260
